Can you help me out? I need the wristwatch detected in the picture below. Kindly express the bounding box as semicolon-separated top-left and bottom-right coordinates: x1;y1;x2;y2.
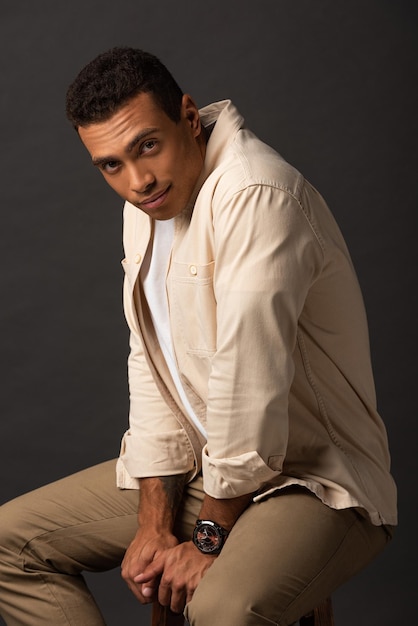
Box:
192;519;229;555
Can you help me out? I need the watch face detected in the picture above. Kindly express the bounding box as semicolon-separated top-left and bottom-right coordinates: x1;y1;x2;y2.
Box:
193;522;223;554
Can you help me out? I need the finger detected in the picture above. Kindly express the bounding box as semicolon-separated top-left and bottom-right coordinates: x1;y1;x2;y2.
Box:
166;583;186;615
124;580;147;604
156;572;186;615
123;572;159;605
157;579;173;611
170;592;187;615
134;560;163;583
186;589;195;606
141;578;159;601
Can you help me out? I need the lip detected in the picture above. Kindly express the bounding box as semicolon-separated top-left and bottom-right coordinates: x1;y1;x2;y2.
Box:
140;186;170;210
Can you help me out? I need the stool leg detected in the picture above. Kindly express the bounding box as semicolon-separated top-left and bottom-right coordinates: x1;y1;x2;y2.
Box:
299;597;335;626
151;601;185;626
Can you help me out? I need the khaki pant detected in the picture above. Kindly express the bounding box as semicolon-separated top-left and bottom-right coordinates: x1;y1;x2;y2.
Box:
0;460;391;625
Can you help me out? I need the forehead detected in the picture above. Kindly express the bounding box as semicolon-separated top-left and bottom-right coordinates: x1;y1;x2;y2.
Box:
78;92;174;157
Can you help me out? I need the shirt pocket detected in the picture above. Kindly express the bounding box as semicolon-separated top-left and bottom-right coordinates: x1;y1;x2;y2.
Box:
169;261;216;356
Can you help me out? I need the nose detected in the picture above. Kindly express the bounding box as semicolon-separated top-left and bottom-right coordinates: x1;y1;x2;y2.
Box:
129;164;156;195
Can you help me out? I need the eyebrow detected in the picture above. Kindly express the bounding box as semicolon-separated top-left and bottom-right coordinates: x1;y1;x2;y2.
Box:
92;127;159;167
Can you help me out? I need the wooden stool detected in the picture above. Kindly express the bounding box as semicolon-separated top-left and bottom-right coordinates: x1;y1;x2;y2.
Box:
151;602;183;626
151;596;335;625
299;597;335;626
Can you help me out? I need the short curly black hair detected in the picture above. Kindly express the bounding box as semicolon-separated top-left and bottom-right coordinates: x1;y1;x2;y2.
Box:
66;47;184;128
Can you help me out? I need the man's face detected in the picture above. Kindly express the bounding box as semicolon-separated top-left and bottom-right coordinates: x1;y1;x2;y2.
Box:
78;92;206;220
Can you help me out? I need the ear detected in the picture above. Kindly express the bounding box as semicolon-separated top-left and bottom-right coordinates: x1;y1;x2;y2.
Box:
181;94;201;136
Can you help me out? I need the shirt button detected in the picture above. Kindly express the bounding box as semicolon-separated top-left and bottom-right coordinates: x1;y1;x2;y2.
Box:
189;264;197;276
134;254;142;264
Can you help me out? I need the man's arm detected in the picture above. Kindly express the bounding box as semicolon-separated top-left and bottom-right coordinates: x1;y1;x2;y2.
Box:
121;474;187;604
197;491;253;531
138;475;187;531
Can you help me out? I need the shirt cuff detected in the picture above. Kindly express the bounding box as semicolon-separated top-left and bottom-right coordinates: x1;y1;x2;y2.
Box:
118;428;195;479
201;444;283;498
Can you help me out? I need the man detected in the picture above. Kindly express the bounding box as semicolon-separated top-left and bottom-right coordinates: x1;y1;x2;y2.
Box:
0;47;397;625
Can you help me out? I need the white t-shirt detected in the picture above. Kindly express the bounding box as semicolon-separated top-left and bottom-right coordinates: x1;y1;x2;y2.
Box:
141;219;207;438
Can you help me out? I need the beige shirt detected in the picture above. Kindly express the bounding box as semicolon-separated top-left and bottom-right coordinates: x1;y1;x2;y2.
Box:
116;100;397;527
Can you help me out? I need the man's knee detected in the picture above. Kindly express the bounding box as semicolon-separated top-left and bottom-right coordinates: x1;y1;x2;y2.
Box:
0;498;29;580
185;578;280;626
0;497;25;553
186;585;244;625
0;492;51;572
186;593;281;626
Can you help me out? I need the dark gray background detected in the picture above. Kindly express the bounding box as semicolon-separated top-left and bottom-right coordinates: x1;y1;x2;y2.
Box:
0;1;416;624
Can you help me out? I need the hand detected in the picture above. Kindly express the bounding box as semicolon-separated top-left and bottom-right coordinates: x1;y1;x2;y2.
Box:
134;540;216;614
121;474;188;604
121;528;179;604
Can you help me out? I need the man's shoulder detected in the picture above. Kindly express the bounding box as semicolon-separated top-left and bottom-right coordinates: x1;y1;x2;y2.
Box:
201;100;304;199
217;129;304;200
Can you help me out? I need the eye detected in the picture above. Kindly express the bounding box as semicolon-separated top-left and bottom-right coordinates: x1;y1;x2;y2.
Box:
102;160;120;174
141;139;157;154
